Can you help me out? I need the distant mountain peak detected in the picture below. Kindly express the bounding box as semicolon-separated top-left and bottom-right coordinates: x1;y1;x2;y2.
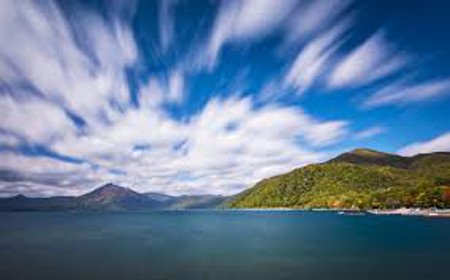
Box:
98;183;125;190
80;183;140;201
76;183;151;211
95;183;124;190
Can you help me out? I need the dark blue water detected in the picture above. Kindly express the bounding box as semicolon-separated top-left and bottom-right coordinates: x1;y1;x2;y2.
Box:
0;211;449;280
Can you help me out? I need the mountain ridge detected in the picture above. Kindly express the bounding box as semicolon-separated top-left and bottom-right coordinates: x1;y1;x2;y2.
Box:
0;183;228;211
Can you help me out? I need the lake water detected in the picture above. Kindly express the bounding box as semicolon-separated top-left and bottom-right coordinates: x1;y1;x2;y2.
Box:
0;211;449;280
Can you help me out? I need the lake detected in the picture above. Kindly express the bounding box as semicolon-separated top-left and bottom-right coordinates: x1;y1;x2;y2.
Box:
0;211;449;280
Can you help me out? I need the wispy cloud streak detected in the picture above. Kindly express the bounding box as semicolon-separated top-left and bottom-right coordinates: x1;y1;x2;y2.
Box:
329;31;408;88
364;78;450;108
207;0;297;67
398;132;450;156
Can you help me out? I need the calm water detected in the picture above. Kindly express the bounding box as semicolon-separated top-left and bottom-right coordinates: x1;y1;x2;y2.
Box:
0;211;449;280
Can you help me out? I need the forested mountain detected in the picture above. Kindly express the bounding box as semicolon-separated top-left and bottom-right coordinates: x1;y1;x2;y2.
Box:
228;149;450;209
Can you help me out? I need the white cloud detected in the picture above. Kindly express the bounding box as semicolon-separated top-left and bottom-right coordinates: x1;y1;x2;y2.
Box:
0;0;143;195
328;31;408;88
0;95;77;145
286;0;352;42
0;151;113;197
0;151;83;175
284;19;351;94
158;0;177;52
158;97;346;194
207;0;297;66
139;77;165;109
52;107;186;167
48;96;347;195
0;0;353;196
354;125;386;140
0;0;137;125
304;121;348;147
0;182;80;198
138;72;185;107
364;78;450;108
398;132;450;156
0;134;20;147
167;70;185;104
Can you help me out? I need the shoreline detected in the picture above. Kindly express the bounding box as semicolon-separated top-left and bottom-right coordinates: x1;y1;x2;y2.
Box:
230;207;450;217
367;208;450;217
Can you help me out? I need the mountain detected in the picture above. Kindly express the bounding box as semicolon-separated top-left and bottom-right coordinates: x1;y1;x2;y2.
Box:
0;183;227;211
76;183;162;211
228;149;450;209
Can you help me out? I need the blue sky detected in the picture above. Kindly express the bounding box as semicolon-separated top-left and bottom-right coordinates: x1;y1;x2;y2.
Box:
1;0;450;197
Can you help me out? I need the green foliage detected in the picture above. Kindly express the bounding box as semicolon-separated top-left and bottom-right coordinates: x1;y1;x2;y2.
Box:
228;150;450;209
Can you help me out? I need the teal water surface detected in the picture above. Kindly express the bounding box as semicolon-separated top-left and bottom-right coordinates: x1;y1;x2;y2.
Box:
0;211;449;280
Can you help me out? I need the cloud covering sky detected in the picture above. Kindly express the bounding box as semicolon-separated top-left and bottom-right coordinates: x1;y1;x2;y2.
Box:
1;0;450;197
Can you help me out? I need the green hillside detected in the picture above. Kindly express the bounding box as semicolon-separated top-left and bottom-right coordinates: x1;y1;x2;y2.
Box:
228;149;450;209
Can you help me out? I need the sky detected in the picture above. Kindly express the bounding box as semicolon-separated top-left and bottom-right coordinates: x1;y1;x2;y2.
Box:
1;0;450;197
